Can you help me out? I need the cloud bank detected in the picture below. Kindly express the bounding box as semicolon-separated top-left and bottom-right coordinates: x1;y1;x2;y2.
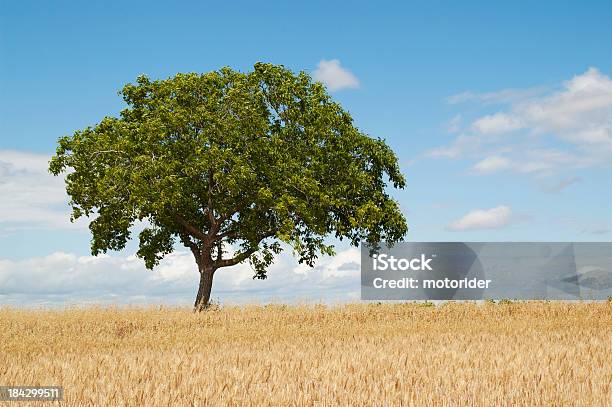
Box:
0;150;81;234
0;247;361;306
431;68;612;176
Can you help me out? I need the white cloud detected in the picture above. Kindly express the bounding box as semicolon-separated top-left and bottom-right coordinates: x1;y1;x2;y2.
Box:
472;113;524;134
470;150;593;176
0;247;361;306
516;68;612;145
431;68;612;175
447;205;514;231
472;156;512;174
313;59;359;91
0;150;82;234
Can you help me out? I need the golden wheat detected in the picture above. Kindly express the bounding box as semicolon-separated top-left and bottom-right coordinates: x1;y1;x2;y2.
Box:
1;302;611;406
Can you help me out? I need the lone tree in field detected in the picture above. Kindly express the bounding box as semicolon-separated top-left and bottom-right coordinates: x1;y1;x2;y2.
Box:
50;63;407;310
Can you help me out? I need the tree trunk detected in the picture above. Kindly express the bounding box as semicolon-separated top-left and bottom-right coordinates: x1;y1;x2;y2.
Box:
193;266;215;312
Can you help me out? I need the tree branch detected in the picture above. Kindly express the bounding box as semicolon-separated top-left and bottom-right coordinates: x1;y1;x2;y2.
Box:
216;241;223;262
214;246;258;268
174;214;208;242
217;200;248;225
214;229;239;242
89;150;128;158
213;230;276;268
178;231;200;260
207;169;216;228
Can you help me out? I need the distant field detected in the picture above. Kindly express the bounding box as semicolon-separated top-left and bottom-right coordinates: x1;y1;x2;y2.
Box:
1;302;611;406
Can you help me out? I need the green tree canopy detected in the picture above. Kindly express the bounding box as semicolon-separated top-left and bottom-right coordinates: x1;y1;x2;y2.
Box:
49;63;407;310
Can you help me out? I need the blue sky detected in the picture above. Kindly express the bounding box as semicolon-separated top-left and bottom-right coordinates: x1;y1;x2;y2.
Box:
1;1;612;304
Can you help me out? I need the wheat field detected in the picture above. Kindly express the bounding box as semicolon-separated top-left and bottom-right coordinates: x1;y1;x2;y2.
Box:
0;302;610;406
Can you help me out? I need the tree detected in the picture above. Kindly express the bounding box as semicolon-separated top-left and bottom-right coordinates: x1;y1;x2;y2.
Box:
49;63;407;310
